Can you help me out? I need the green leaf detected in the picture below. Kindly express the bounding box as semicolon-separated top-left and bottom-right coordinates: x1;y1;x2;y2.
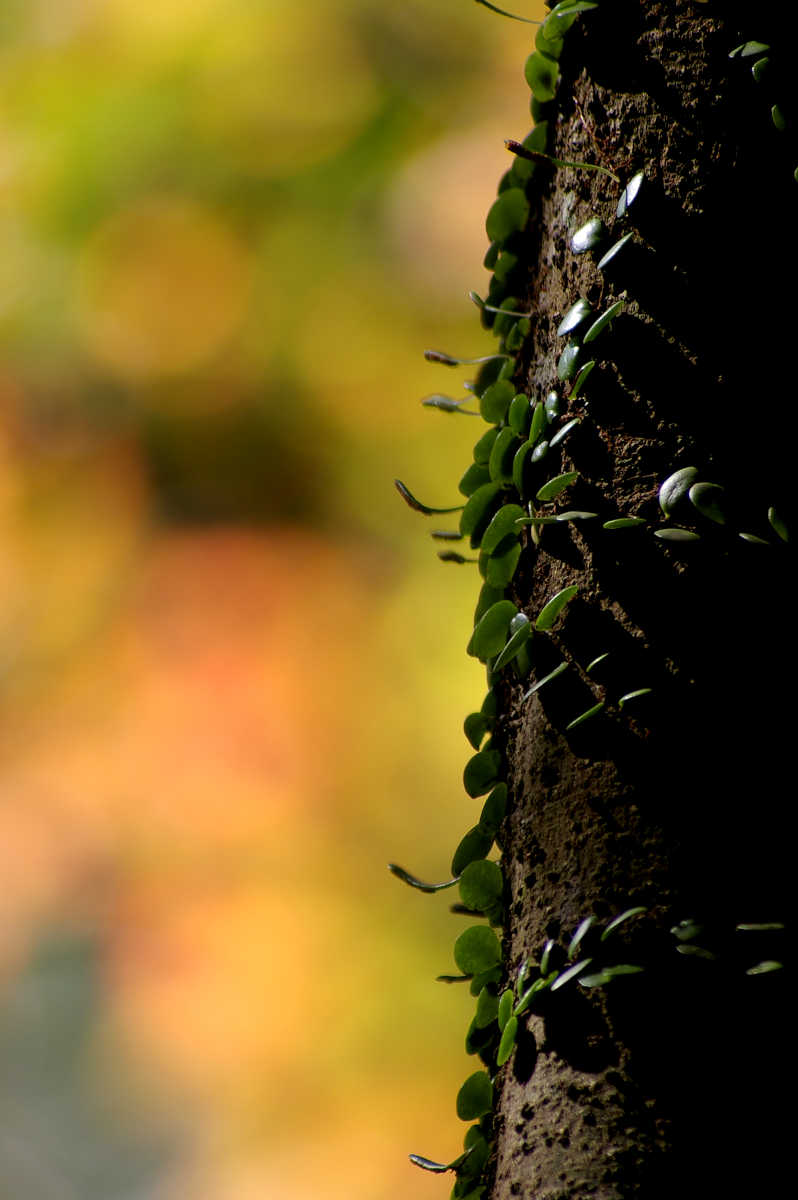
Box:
535;584;578;631
461;482;503;547
479;379;516;424
601;906;647;941
671;919;704;942
474;986;500;1029
498;988;514;1032
571;217;606;254
464;749;503;798
474;584;505;625
768;506;789;542
569;360;596;398
460;860;504;912
555;510;598;521
729;40;770;58
543;1;599;37
529;400;549;444
688;481;726;525
486;538;522;587
616;170;645;218
486;187;531;243
509;393;533;436
597;231;633;271
388;864;460;893
481;505;526;555
535;24;564;60
549;416;580;446
619;687;652;708
511;439;535;496
524;52;559;103
551;957;592;990
752;56;769;83
603;517;646;530
493;612;532;672
454;926;502;976
586;652;609;674
545;390;561;420
395;479;464;515
488;428;521;485
565;701;604;730
537;471;579;502
658;466;699;515
654;528;701;542
514;973;555;1016
772;104;787;131
459;463;492;498
473;427;500;465
468;599;517;660
557;343;581;380
580;964;644;987
745;960;783;975
478;783;507;835
676;944;717;960
531;438;549;463
496;1016;518;1067
522;660;568;699
452;827;494;876
464;712;490;750
567;916;595;959
739;531;770;545
557;298;594;337
583;300;625;343
736;922;785;932
540;939;554;975
456;1071;493;1121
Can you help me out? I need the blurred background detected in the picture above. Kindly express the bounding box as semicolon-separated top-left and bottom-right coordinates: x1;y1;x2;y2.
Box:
0;2;541;1196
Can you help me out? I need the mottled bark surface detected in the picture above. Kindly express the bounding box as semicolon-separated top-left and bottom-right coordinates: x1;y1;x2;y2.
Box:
490;4;792;1198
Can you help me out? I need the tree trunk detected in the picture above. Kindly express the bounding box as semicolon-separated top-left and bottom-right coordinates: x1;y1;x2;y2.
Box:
458;3;792;1198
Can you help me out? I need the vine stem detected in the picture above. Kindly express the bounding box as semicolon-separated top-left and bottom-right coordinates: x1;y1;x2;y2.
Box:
505;139;621;183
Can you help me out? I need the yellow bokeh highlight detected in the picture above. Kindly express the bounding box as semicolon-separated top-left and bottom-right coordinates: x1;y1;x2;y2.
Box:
75;197;252;378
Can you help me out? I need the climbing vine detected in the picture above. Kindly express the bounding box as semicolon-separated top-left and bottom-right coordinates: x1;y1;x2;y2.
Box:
389;4;789;1197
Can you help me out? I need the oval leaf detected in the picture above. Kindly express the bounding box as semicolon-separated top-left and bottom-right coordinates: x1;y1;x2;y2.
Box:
616;169;644;218
654;527;701;542
522;660;568;699
557;298;594;337
460;860;504;912
549;417;580;447
597;231;633;271
452;826;494;876
456;1071;494;1122
460;482;503;546
524;51;559;103
464;749;503;798
571;216;606;254
583;300;625;343
496;1015;518;1067
688;481;726;525
498;988;514;1032
658;466;699;515
537;471;579;502
551;957;592;991
480;379;516;424
535;584;578;631
568;916;595;959
468;598;517;660
565;700;604;730
481;505;526;556
601;906;647;941
478;783;507;835
486;187;530;243
603;517;646;530
454;926;502;976
493;613;532;672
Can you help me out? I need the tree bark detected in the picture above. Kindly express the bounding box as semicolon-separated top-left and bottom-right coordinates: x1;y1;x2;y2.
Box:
486;3;793;1197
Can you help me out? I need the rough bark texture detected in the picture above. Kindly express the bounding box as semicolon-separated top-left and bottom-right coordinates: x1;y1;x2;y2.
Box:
490;4;792;1198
